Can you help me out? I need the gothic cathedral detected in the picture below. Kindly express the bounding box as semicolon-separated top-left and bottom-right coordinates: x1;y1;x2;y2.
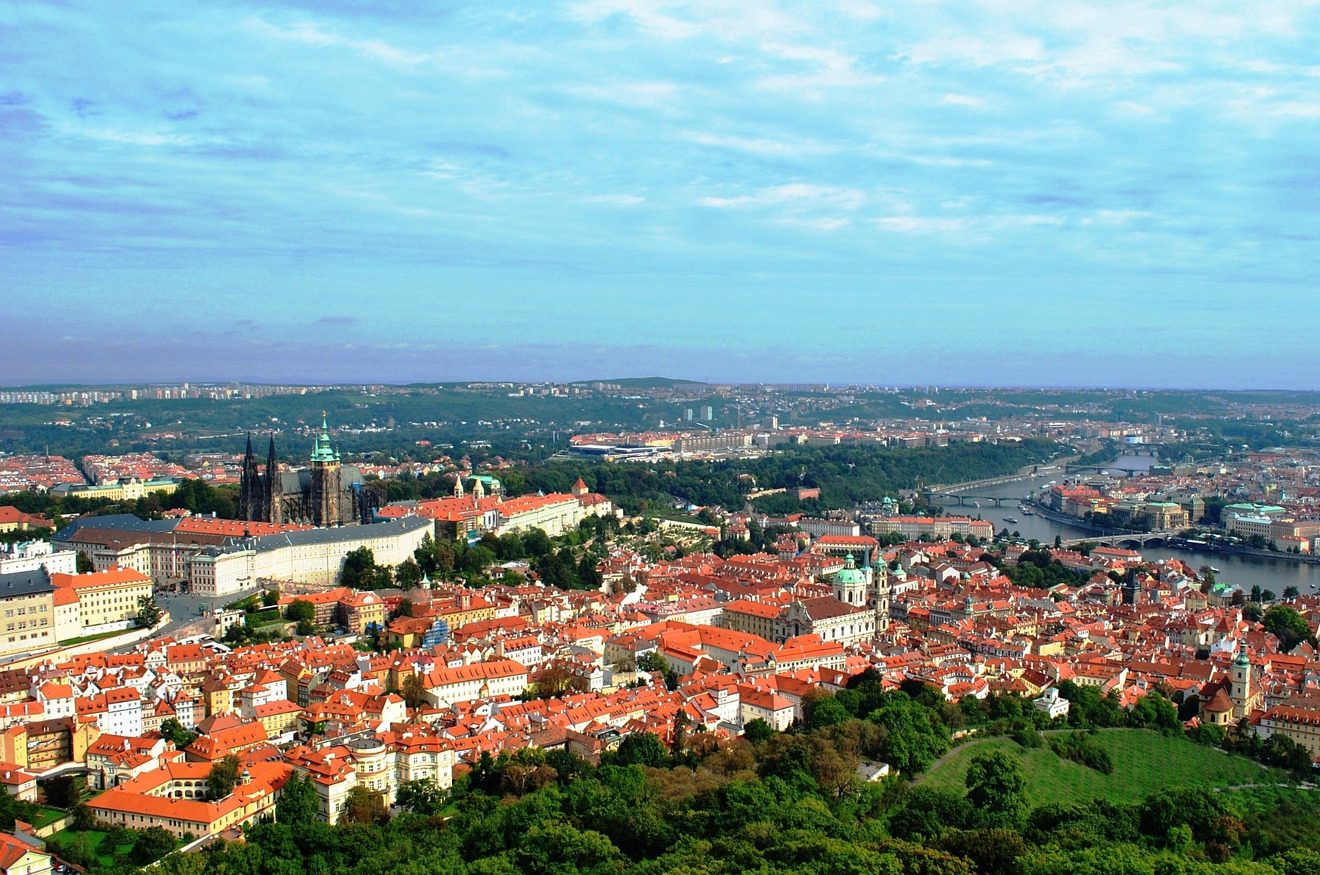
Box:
239;417;374;527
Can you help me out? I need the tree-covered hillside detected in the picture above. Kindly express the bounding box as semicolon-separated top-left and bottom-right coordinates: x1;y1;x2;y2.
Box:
522;439;1062;514
138;676;1319;875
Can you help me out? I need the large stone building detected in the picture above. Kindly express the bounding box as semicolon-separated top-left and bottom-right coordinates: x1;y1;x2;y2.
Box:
0;569;56;657
187;516;433;596
239;419;376;527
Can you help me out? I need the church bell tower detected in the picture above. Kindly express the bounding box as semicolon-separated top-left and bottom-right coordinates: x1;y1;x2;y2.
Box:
872;551;891;633
309;414;342;526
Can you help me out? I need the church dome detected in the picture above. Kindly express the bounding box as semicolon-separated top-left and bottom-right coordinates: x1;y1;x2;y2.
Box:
834;553;866;586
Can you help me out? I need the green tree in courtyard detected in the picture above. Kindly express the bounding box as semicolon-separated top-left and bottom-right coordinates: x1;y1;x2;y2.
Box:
206;755;242;800
130;826;177;865
276;773;319;825
136;594;163;627
284;598;315;623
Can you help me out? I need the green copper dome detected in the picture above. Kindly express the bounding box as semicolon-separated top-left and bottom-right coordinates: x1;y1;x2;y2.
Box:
834;553;866;586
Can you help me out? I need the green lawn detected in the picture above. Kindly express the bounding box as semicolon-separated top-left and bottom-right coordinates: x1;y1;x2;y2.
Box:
245;608;284;627
60;628;134;646
29;805;67;829
47;828;135;868
919;730;1286;806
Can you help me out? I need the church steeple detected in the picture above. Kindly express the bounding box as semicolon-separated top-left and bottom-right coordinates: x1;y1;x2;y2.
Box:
239;433;260;520
1230;639;1259;719
308;413;343;527
871;550;891;634
311;413;338;463
265;436;281;524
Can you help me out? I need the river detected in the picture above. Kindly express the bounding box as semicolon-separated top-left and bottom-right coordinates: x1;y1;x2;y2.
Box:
948;456;1320;595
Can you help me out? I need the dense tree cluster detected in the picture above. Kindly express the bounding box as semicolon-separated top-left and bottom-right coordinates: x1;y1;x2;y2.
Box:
1262;605;1317;653
993;551;1091;589
25;669;1316;874
150;711;1320;875
518;439;1061;516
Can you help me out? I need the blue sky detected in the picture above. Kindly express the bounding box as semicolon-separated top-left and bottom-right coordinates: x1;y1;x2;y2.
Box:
3;0;1319;388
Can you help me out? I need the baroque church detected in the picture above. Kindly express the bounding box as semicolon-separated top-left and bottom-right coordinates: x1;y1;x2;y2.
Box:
774;552;892;646
238;417;376;527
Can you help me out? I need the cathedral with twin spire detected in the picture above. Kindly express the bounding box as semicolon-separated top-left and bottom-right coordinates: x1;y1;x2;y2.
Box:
238;416;375;527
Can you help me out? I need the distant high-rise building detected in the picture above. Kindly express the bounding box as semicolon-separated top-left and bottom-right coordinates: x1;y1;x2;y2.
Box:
701;405;714;421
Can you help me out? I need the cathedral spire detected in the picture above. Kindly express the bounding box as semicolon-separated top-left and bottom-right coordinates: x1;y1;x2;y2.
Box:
311;412;337;463
239;432;260;520
256;435;278;523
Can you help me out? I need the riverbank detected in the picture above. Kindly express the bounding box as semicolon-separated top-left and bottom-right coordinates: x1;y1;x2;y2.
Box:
932;471;1320;592
1025;500;1130;537
1166;538;1320;566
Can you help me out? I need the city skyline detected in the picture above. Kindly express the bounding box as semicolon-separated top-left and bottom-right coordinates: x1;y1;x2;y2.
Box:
5;2;1320;388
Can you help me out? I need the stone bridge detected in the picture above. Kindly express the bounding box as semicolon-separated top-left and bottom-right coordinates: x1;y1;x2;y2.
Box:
1059;531;1179;550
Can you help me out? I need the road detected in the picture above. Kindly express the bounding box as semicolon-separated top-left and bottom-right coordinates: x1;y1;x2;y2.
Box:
141;586;263;642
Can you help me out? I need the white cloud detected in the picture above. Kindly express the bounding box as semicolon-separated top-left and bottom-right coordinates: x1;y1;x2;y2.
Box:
873;216;965;233
244;17;433;66
569;0;800;42
903;34;1045;69
568;81;678;106
1273;102;1320;118
940;94;984;107
74;128;197;147
779;216;850;230
587;194;646;205
700;184;864;210
684;131;834;157
1085;210;1153;225
757;42;885;93
836;0;883;21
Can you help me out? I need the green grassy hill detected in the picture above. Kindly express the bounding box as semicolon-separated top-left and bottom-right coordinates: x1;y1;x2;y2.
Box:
920;730;1284;806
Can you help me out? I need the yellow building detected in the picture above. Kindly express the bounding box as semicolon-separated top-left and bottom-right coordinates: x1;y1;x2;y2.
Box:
430;592;498;629
88;760;291;839
1260;699;1320;758
719;599;781;641
339;591;386;635
1140;502;1190;531
52;478;178;502
0;832;53;875
254;700;302;738
0;507;52;534
51;567;153;635
495;493;583;537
